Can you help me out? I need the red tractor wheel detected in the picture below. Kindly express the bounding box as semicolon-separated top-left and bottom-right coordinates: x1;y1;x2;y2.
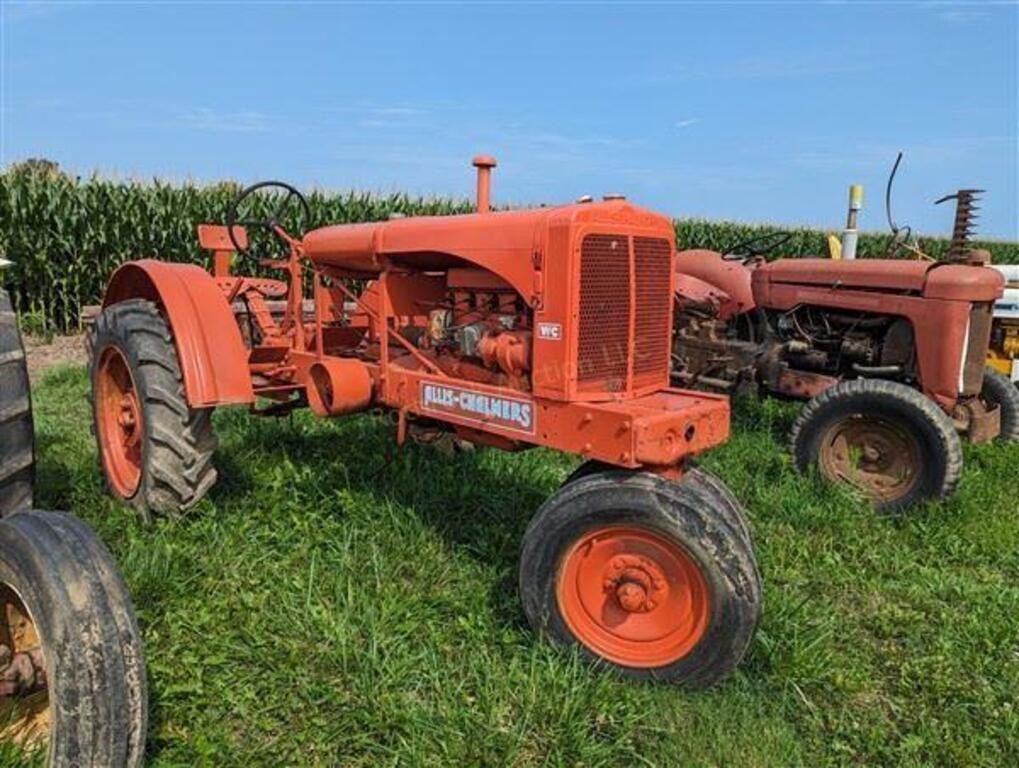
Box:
520;470;761;688
89;300;218;520
790;379;963;512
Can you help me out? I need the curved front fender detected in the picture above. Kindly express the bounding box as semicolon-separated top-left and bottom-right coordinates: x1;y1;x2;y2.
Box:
103;260;254;407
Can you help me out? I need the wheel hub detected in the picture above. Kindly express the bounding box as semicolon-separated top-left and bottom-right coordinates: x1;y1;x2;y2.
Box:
556;525;711;668
603;554;669;613
819;415;921;502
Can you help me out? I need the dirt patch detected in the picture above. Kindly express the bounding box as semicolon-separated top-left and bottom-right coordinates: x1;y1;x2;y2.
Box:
24;334;88;381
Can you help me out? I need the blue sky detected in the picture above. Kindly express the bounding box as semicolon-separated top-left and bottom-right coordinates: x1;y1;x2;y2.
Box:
3;1;1017;238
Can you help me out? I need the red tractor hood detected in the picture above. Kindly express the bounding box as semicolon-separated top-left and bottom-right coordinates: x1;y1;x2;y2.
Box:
302;200;674;304
754;259;1003;302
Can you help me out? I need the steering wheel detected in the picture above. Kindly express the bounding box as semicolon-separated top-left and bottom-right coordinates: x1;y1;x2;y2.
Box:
225;180;311;260
723;231;793;262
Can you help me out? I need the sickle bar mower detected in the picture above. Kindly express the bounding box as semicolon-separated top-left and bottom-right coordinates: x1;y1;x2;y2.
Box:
89;157;761;687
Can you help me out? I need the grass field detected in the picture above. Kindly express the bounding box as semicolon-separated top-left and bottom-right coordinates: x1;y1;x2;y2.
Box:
14;363;1019;766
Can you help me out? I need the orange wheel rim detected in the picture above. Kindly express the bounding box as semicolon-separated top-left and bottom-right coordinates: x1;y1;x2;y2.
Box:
96;346;143;498
556;525;711;668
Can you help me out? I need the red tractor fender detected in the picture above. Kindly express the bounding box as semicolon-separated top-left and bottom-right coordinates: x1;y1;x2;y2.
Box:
675;249;756;320
102;260;255;407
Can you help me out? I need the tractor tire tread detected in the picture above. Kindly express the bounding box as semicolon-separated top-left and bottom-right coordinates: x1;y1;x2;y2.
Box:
790;378;963;512
0;510;146;766
0;288;33;516
89;299;217;519
521;469;761;688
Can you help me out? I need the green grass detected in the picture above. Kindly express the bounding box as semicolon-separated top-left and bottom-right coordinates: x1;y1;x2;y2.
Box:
21;364;1019;766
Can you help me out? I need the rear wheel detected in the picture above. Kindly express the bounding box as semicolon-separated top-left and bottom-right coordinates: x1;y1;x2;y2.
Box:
790;379;963;512
520;470;761;688
0;510;146;766
89;300;218;520
981;367;1019;441
0;289;33;517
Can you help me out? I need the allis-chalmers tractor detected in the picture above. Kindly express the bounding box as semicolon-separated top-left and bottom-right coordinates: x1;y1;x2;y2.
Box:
671;193;1018;512
88;157;760;687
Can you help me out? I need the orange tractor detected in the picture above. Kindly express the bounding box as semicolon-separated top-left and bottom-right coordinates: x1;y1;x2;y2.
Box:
89;157;760;687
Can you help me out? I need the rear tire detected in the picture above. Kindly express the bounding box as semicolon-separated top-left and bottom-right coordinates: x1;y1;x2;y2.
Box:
88;300;218;520
981;367;1019;441
0;289;33;517
520;469;761;688
0;510;147;766
790;379;963;512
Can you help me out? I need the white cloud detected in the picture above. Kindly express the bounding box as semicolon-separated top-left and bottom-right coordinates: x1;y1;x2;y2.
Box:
674;118;699;128
937;9;991;23
176;108;271;133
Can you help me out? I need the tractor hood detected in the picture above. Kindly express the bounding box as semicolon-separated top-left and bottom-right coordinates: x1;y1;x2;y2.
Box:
754;259;1003;302
301;200;674;303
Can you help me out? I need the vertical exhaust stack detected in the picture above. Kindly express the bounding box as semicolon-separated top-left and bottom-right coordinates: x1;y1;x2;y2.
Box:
472;155;497;213
842;184;863;260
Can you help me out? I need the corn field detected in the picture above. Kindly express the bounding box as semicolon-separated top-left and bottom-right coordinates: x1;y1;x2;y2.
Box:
2;164;1017;332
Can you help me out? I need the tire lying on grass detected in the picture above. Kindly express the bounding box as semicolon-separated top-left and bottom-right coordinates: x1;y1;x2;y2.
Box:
88;299;218;520
980;367;1019;442
790;378;964;513
0;510;147;767
520;469;761;688
0;288;33;517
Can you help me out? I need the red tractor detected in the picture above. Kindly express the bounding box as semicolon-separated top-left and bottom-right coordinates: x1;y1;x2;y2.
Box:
88;157;760;687
672;217;1017;511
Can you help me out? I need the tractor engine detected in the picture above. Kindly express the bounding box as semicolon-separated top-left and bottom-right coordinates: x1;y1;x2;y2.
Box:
768;307;915;379
672;283;918;393
400;272;533;390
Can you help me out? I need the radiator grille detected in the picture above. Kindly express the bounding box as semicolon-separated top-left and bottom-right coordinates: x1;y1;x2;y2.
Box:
577;234;630;391
633;237;673;387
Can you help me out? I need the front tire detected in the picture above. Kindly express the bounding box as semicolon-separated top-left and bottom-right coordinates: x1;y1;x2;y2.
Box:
790;379;963;512
89;300;218;520
981;367;1019;441
520;470;761;688
0;510;147;766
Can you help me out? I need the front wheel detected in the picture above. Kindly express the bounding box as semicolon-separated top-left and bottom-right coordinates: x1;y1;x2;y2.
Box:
790;379;963;512
520;470;761;688
0;511;147;766
89;300;218;520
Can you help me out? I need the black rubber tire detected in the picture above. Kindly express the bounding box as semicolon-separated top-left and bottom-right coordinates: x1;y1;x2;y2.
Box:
790;379;964;513
981;367;1019;442
0;510;146;766
563;460;754;548
88;300;218;520
520;469;761;688
0;289;33;517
